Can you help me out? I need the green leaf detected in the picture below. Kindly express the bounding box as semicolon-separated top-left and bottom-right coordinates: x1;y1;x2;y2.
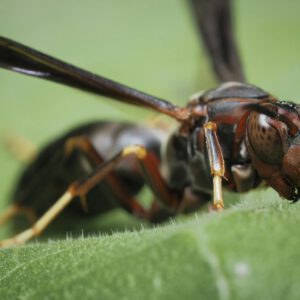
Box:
1;197;300;300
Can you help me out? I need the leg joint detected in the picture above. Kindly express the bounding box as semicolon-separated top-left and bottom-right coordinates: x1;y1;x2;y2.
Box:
122;145;147;159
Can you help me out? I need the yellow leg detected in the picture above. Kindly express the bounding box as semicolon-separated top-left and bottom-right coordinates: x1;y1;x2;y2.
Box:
213;176;224;211
0;144;174;247
0;204;36;227
0;144;180;248
203;122;225;211
0;192;73;248
0;205;19;226
4;131;37;163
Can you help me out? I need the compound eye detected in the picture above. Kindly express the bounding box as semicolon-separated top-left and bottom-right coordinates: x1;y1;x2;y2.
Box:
247;112;283;164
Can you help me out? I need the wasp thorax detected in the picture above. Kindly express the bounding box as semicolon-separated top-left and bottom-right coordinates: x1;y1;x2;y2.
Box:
247;112;284;165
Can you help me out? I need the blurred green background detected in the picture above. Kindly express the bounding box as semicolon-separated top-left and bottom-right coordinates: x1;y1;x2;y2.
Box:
1;0;300;233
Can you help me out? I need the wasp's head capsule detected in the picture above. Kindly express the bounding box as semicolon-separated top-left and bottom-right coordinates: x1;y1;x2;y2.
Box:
246;102;300;200
282;134;300;189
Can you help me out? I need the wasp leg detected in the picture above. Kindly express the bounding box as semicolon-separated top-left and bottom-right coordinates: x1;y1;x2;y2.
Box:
203;122;225;211
0;205;20;226
0;204;37;227
0;145;180;247
4;131;38;163
0;191;74;247
64;135;150;218
65;137;180;218
66;139;180;219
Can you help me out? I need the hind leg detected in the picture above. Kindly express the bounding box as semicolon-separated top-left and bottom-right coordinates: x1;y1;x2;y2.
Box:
4;131;37;163
64;135;151;217
0;143;180;247
0;204;37;227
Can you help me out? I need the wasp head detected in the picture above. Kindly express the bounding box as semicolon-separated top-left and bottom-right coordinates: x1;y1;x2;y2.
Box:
246;101;300;201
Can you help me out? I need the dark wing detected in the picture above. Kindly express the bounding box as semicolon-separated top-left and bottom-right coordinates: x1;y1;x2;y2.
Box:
0;37;188;120
189;0;245;82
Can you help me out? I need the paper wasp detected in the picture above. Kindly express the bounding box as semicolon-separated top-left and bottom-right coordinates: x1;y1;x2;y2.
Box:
1;0;300;247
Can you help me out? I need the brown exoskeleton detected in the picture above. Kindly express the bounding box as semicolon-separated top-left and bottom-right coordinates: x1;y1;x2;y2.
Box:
1;0;300;247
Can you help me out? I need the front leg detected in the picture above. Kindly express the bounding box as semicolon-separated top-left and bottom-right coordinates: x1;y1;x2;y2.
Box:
203;122;226;210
